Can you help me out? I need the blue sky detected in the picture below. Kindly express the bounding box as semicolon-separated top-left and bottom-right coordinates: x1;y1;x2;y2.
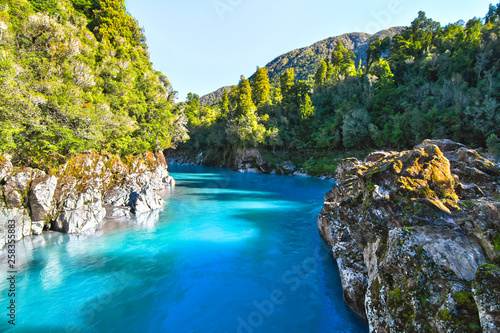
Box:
125;0;495;101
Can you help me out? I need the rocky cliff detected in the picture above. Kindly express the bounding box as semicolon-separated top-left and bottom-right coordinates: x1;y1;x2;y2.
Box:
318;140;500;332
0;151;174;249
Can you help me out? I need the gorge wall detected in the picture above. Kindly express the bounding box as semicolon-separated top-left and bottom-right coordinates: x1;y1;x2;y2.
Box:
0;151;174;249
318;139;500;332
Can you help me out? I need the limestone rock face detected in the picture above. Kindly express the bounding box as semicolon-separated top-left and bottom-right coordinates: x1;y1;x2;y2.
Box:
235;148;265;172
29;174;58;223
318;140;500;332
52;179;106;234
0;207;31;249
0;151;175;247
4;168;45;208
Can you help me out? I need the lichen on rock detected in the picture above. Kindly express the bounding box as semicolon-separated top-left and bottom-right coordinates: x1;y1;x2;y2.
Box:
318;139;500;332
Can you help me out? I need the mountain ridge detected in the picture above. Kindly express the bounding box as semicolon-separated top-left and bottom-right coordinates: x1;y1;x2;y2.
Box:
200;26;403;106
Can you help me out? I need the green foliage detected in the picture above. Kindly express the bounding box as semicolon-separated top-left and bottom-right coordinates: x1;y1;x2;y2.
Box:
235;76;255;116
70;0;99;19
28;0;61;16
178;2;500;162
226;77;267;148
0;0;186;168
280;68;295;105
331;40;356;80
367;36;391;70
486;133;500;158
314;59;327;86
220;88;229;116
251;67;270;106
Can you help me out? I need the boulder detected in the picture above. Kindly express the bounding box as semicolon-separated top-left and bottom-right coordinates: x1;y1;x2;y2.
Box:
473;264;500;332
52;179;106;234
415;139;466;154
128;185;164;215
276;161;297;175
456;148;500;177
4;168;45;208
29;174;58;221
319;140;500;332
235;148;265;172
0;156;13;181
0;206;32;248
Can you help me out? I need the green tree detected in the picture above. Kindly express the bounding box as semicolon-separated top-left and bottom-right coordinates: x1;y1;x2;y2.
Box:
0;0;184;168
314;59;328;86
342;109;371;149
331;40;356;80
366;36;391;71
184;93;200;126
251;67;271;106
90;0;146;50
220;88;230;117
235;76;256;116
486;133;500;158
280;68;295;105
299;94;314;120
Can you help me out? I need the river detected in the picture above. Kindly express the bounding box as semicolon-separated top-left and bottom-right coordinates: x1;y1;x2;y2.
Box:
0;165;367;332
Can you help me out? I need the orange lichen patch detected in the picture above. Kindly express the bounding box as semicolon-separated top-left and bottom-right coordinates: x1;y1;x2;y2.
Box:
143;151;158;169
441;198;460;210
145;151;155;161
57;152;99;180
397;177;429;192
392;160;404;174
420;198;452;214
105;154;128;174
403;159;423;178
155;151;167;167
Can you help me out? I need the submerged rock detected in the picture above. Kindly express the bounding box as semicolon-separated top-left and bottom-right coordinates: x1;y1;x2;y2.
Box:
318;140;500;332
0;151;175;247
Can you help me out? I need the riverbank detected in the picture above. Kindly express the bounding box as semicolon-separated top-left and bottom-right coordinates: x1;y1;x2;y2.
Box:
164;147;376;178
0;151;174;249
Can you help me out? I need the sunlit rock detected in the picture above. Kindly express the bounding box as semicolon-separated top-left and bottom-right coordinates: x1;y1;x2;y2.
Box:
319;140;500;332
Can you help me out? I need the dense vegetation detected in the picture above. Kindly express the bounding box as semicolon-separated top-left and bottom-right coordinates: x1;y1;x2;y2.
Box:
180;4;500;167
0;0;187;168
199;28;402;106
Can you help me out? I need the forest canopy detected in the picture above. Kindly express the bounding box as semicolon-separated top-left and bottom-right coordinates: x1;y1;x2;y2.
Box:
0;0;187;168
179;3;500;161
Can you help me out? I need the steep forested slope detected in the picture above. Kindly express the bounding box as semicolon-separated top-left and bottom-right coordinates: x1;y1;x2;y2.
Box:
0;0;187;169
200;27;402;105
179;5;500;172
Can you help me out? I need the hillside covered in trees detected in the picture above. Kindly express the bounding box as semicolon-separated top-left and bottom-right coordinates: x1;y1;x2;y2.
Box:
0;0;188;169
200;27;402;106
179;4;500;171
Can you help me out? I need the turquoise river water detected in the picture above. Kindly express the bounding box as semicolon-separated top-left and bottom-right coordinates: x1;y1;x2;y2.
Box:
0;165;367;332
